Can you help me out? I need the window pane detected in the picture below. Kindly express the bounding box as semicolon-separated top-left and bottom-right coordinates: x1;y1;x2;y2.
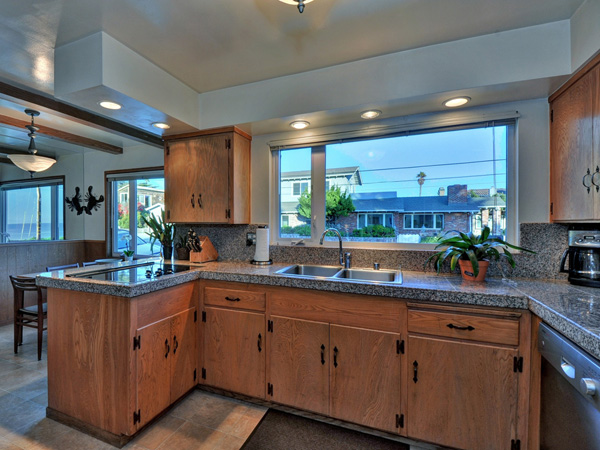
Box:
112;176;164;257
322;125;508;243
279;148;312;238
4;184;63;241
57;185;64;239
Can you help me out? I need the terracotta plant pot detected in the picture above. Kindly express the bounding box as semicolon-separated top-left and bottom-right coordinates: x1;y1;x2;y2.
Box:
458;259;490;282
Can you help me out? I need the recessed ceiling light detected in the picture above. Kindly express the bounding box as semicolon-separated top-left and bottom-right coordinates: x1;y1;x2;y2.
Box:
98;101;122;110
290;120;310;130
360;110;382;119
152;122;171;130
443;97;471;108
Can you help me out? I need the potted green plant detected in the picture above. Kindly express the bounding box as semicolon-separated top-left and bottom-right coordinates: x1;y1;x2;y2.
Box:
425;226;535;281
174;234;190;261
120;233;134;261
140;210;174;260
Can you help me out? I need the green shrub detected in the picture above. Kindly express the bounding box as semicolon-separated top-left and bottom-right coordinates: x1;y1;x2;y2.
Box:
351;225;395;238
280;226;293;235
293;224;311;236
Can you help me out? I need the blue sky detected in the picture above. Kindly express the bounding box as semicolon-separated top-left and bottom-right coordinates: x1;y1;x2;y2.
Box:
281;126;507;198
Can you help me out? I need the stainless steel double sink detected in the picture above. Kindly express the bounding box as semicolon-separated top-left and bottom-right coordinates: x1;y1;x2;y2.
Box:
275;264;402;284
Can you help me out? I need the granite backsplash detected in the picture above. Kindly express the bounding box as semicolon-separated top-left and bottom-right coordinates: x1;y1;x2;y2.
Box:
176;223;572;280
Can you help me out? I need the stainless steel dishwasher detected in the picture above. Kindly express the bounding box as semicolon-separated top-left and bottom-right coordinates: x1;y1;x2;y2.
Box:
539;323;600;449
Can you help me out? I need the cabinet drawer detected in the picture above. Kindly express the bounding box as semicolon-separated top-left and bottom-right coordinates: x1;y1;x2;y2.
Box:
408;309;519;346
204;287;266;311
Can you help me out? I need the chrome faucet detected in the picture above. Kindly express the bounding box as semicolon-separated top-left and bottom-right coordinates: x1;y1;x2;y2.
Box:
319;228;351;268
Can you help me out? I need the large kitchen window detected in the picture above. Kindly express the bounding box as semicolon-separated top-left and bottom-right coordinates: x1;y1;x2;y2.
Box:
0;178;64;242
107;170;164;257
272;119;515;247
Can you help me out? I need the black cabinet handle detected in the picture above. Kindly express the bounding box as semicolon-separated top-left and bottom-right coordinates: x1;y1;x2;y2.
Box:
191;193;195;208
165;339;170;358
173;335;178;355
198;193;203;208
333;346;338;368
321;344;325;365
413;361;418;383
447;323;475;331
225;296;240;302
257;333;262;352
583;168;593;193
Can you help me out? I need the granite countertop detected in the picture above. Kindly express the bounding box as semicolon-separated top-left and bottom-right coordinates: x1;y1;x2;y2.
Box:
36;259;600;361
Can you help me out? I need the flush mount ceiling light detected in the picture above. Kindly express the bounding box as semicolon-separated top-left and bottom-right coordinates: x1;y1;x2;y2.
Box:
152;122;171;130
290;120;310;130
360;110;382;120
98;101;122;110
7;109;56;177
279;0;314;13
443;97;471;108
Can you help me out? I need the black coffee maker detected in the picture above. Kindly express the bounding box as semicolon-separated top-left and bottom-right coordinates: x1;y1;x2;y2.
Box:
560;230;600;287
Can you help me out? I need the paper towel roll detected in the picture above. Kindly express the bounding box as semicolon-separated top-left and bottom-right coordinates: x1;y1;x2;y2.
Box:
253;226;270;262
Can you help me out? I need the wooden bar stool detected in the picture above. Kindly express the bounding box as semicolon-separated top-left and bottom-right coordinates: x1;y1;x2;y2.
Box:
9;275;47;360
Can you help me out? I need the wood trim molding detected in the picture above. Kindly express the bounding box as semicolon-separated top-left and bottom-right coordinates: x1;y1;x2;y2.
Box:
0;81;163;148
0;113;122;154
549;49;600;102
163;126;252;142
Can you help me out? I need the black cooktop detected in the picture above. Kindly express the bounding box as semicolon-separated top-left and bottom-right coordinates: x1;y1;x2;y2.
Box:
68;262;193;284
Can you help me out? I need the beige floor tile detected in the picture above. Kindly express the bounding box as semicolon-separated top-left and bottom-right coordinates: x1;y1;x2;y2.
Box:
0;435;24;450
187;401;248;432
3;418;71;450
0;370;45;393
0;396;46;438
131;415;185;450
27;429;114;450
222;410;266;439
7;378;47;402
28;393;47;407
156;421;238;450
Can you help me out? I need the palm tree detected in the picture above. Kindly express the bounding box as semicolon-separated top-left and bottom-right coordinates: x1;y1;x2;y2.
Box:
416;171;427;196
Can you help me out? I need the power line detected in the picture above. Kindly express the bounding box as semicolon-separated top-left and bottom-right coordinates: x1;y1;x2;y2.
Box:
352;158;506;174
360;172;507;185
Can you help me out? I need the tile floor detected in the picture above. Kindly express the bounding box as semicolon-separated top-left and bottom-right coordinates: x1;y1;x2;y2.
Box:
0;325;267;450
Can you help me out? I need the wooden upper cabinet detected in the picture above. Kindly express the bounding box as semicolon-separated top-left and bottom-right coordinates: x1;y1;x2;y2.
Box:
164;127;251;224
550;63;600;221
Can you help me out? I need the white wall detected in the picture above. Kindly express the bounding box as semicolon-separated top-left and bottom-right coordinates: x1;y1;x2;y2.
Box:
82;144;164;240
571;0;600;71
250;98;550;228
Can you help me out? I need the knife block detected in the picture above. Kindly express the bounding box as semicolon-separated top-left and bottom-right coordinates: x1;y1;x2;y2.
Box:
189;236;219;263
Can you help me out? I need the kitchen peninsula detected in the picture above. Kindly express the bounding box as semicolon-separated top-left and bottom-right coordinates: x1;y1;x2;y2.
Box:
37;260;600;449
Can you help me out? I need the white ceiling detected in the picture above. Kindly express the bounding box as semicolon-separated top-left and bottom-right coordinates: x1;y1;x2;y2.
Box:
0;0;589;148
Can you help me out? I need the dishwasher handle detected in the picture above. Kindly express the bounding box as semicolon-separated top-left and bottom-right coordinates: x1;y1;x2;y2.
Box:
561;357;576;379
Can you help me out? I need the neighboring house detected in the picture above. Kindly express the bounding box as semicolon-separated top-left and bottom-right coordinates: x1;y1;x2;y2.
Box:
280;168;506;238
335;184;506;238
280;167;362;228
118;184;164;210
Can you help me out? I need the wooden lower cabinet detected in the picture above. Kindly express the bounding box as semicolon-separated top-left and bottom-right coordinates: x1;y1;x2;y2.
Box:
407;335;519;450
268;316;330;415
330;325;401;433
203;307;266;398
136;308;197;429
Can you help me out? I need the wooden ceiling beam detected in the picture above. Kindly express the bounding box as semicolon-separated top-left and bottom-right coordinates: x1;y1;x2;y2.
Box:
0;114;122;154
0;81;163;148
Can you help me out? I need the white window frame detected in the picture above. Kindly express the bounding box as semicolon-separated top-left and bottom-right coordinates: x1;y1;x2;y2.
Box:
357;213;394;229
0;177;64;242
106;169;164;257
270;117;518;250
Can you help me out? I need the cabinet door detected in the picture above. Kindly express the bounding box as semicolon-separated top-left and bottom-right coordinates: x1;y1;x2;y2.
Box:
550;66;597;221
269;316;329;415
330;325;401;433
191;135;230;223
407;335;518;450
136;317;172;428
203;307;265;398
165;140;199;223
170;308;197;403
